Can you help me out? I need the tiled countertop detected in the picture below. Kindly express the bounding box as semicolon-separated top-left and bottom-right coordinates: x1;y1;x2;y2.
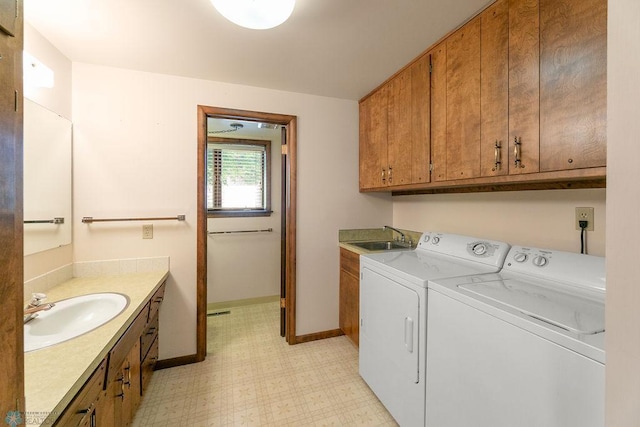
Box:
338;228;421;255
24;270;168;426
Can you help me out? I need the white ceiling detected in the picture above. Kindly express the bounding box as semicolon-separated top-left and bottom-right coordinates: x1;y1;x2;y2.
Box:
24;0;491;101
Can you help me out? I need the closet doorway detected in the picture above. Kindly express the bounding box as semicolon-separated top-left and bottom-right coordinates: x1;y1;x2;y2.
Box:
196;106;297;361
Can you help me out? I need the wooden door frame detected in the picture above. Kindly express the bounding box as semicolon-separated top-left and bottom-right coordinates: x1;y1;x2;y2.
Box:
196;106;298;361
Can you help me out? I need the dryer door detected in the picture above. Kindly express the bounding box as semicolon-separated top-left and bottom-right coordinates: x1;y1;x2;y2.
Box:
360;267;423;427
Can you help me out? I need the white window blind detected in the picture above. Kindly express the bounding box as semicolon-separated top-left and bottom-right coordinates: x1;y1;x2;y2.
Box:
207;143;267;211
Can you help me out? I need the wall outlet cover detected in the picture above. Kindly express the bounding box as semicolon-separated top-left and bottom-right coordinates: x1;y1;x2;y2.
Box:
575;207;595;231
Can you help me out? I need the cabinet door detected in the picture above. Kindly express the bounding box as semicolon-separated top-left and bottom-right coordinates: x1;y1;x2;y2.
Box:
387;69;412;186
430;43;448;182
359;88;388;189
481;0;509;177
446;18;481;180
539;0;606;171
124;339;142;422
339;248;360;346
509;0;540;174
411;54;431;184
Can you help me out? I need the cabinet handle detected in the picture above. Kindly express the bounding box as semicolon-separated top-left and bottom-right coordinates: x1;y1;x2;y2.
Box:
381;168;386;184
146;327;157;336
493;140;501;171
124;362;131;387
513;137;522;168
154;296;164;303
116;378;125;400
388;166;393;184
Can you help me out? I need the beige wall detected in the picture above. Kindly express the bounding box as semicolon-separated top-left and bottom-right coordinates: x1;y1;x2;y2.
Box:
71;62;392;359
23;23;73;281
393;189;606;256
605;0;640;424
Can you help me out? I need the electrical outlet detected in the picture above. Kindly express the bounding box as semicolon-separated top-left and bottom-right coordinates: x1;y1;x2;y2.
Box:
142;224;153;239
575;207;594;231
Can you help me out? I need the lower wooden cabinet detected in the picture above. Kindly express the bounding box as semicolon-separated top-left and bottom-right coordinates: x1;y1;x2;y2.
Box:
339;248;360;346
55;282;165;427
55;358;108;427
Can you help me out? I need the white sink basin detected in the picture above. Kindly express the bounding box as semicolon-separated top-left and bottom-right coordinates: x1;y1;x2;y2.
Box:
24;293;129;352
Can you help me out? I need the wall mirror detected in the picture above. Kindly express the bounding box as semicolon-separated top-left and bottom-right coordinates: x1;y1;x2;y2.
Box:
23;98;72;255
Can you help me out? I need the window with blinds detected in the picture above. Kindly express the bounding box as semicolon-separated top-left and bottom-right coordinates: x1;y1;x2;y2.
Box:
207;138;271;217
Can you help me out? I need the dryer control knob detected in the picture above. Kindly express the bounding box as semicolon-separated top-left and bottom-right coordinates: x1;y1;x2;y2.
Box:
432;236;440;244
532;255;548;267
423;235;430;243
472;243;487;256
513;253;528;263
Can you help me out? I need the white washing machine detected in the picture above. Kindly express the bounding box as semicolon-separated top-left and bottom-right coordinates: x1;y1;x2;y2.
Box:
359;232;511;427
426;246;605;427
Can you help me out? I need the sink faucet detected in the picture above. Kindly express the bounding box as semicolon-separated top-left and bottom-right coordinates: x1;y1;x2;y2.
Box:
383;225;407;243
24;293;55;324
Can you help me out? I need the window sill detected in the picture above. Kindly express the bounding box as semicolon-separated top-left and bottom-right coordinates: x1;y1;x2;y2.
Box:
207;210;273;218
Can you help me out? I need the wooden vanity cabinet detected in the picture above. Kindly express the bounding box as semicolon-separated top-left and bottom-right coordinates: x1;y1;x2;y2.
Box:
339;248;360;346
55;281;165;427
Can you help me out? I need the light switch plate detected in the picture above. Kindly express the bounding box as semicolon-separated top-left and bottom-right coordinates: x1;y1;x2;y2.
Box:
142;224;153;239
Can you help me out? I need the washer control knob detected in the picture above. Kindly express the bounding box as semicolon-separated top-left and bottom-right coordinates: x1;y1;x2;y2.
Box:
532;255;548;267
472;243;487;256
423;235;430;243
513;253;528;263
432;236;440;244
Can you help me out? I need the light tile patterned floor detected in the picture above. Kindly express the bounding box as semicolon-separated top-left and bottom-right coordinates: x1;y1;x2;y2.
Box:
132;301;398;426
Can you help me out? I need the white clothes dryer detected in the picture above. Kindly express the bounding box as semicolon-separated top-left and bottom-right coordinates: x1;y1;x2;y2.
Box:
359;232;511;427
426;246;605;427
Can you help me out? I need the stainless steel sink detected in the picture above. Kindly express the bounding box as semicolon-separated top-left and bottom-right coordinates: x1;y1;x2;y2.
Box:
350;240;413;251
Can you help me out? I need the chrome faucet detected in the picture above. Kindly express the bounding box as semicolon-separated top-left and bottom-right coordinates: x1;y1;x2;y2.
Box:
383;225;407;243
24;293;55;324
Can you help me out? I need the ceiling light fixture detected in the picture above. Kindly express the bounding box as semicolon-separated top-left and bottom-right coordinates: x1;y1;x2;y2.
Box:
211;0;295;30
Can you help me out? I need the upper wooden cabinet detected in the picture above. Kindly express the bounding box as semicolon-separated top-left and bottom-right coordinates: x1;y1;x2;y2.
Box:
359;0;606;193
359;55;431;190
388;69;413;186
508;0;541;175
410;54;431;184
539;0;607;171
430;43;447;182
480;0;509;177
445;17;481;181
359;87;388;189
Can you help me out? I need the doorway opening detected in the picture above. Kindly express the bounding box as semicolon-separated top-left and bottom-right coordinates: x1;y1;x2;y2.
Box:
196;106;298;361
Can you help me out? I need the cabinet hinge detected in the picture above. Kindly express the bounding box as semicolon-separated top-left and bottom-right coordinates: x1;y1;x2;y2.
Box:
429;62;433;74
280;298;286;308
429;163;434;173
281;145;288;156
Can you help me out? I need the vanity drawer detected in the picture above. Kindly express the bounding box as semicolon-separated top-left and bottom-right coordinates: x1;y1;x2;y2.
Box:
340;248;360;277
140;312;159;361
148;281;166;323
141;336;159;394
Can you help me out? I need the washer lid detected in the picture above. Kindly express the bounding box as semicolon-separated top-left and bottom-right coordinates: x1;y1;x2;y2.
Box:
459;279;605;335
361;250;503;287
